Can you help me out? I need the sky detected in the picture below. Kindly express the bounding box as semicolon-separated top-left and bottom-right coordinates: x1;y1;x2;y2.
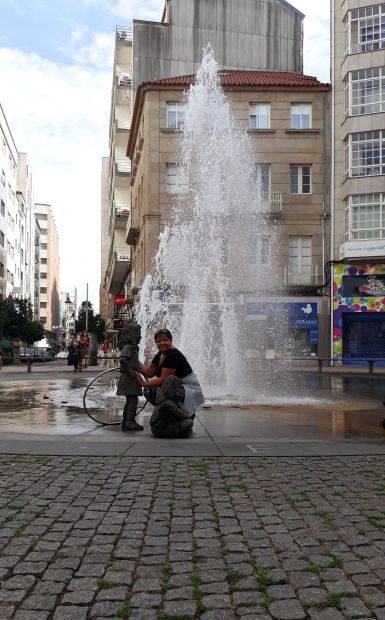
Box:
0;0;330;312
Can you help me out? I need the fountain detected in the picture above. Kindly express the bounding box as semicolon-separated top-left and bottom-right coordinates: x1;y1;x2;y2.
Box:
136;46;278;401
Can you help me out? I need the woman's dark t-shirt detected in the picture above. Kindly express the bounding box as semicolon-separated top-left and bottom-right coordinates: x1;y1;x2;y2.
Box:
152;348;193;379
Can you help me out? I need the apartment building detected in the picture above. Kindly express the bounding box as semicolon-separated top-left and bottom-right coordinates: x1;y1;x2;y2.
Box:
34;203;60;331
127;71;331;358
16;153;35;302
100;27;133;330
332;0;385;362
0;103;18;299
101;0;307;336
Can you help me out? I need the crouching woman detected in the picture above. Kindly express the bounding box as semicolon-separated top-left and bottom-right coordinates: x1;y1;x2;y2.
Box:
135;329;204;438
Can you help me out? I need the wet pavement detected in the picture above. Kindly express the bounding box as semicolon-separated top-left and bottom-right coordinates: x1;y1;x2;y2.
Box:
1;370;385;457
1;372;385;618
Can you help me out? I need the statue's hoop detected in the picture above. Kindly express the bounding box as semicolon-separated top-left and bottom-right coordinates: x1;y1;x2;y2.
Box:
83;367;148;426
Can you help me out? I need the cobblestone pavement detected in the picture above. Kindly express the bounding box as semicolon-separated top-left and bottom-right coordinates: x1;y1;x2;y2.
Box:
1;455;385;619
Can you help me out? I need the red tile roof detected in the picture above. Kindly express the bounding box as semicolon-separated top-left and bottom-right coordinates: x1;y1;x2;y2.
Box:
141;70;329;89
127;70;330;157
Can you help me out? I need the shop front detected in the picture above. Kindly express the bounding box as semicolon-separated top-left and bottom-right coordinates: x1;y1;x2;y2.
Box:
245;300;320;361
333;263;385;363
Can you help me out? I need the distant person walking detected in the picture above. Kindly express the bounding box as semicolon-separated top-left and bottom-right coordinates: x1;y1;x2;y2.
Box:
67;336;80;372
80;330;90;368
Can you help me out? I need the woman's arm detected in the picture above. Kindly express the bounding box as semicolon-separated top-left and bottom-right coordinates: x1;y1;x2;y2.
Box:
135;366;176;388
137;361;157;378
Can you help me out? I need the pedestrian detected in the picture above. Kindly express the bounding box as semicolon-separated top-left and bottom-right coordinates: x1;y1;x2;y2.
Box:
67;336;80;372
79;330;90;368
135;328;204;438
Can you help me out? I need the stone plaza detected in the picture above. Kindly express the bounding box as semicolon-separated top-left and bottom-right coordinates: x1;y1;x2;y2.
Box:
1;366;385;619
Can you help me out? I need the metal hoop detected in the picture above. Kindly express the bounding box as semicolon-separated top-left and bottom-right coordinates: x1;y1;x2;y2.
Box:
83;366;148;425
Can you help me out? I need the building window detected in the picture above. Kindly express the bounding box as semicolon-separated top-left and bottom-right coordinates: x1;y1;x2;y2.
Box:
345;67;385;116
249;235;270;265
346;193;385;240
288;236;312;274
0;262;4;278
344;4;385;55
1;170;5;185
291;104;312;129
0;199;4;216
249;104;270;129
255;164;271;194
290;165;311;194
345;131;385;177
166;103;186;129
220;238;228;265
165;164;188;194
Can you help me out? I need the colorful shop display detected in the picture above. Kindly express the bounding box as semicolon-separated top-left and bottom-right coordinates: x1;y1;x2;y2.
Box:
333;263;385;362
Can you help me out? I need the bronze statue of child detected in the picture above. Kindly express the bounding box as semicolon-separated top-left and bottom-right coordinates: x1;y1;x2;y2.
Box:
116;322;143;431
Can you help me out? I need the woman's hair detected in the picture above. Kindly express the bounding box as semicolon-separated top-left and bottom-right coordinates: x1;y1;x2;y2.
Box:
154;328;172;341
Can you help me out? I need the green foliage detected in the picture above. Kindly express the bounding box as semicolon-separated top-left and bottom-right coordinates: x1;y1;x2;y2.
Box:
0;295;43;344
75;301;105;342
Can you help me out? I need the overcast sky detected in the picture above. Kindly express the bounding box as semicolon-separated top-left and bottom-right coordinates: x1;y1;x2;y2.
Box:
0;0;330;311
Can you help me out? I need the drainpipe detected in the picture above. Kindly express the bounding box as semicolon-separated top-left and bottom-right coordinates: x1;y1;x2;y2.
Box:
330;0;336;362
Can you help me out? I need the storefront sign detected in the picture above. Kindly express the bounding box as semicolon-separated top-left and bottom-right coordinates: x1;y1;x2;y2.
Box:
114;294;126;305
340;240;385;259
246;302;317;319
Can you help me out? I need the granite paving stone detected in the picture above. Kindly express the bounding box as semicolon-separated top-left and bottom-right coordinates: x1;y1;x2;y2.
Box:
2;455;385;618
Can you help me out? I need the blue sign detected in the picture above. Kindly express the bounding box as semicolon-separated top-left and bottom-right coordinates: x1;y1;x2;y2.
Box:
246;302;317;319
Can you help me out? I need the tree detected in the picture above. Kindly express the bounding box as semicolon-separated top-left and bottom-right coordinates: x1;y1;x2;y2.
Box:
19;321;44;345
0;296;43;344
76;301;106;342
0;297;8;347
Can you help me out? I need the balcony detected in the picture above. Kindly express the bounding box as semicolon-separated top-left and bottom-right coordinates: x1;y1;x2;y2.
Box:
115;117;131;131
115;159;131;176
113;203;130;230
126;213;140;245
116;27;133;43
261;191;283;215
284;265;321;287
108;249;132;295
116;73;132;87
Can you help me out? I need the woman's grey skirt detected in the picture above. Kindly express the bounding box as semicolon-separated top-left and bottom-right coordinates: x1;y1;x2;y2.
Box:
179;372;205;416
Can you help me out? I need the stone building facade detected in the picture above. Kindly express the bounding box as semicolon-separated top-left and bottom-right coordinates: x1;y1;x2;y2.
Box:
126;71;331;358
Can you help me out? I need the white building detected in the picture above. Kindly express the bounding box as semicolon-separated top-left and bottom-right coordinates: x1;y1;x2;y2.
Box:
16;153;35;303
0;103;19;298
34;203;60;331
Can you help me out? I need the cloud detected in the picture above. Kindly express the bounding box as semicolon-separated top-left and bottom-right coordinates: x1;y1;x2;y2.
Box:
0;46;111;308
106;0;163;21
292;0;330;83
61;28;115;68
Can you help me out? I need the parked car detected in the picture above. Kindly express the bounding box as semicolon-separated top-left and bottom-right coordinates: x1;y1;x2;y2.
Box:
56;351;67;359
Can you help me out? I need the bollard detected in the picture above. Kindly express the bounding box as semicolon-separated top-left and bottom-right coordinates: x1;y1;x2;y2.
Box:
27;360;32;373
368;360;374;375
317;359;323;373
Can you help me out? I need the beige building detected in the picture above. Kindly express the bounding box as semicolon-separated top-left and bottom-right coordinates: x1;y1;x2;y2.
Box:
331;0;385;362
100;27;133;330
101;0;306;335
34;203;60;332
127;71;331;357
